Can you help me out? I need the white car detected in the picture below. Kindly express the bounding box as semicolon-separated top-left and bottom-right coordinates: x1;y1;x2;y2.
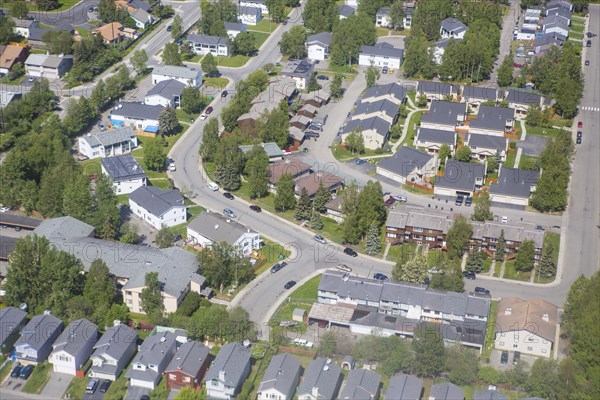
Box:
501;216;508;224
294;338;314;348
0;206;9;213
200;114;208;120
336;264;352;273
313;234;327;244
169;162;176;172
392;195;407;202
282;150;292;155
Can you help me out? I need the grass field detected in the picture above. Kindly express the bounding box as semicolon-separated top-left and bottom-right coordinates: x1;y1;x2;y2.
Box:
250;19;280;33
526;124;567;137
254;239;292;275
331;142;389;161
483;300;499;360
519;154;539;170
65;376;87;400
203;77;229;88
503;260;531;281
22;362;51;394
253;31;270;48
504;148;517;168
376;27;390;37
216;55;250;67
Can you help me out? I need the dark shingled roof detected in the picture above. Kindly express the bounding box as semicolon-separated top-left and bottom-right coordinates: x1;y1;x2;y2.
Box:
111;102;164;121
418;81;452;95
467;133;507;151
470;105;515;131
338;4;355;17
145;79;186;100
342;116;390;137
165;341;210;378
441;17;468;34
377;146;433;177
421;101;466;125
385;374;423;400
363;82;407;103
489;167;540;198
436;160;485;191
430;382;465;400
462;85;498;101
128;186;185;218
101;154;146;182
416;127;456;146
297;357;342;399
0;307;27;346
307;32;333;47
505;88;542;106
360;42;404;59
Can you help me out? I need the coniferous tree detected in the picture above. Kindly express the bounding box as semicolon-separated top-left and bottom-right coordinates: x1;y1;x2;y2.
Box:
244;146;269;199
140;272;164;320
539;242;556;279
295;188;312;220
465;251;484;274
412;323;446;377
515;239;536;272
94;174;121;240
313;181;332;213
365;222;382;256
274;173;296;211
308;209;324;230
62;174;93;223
84;259;116;309
159;107;179;135
472;191;493;221
495;229;506;262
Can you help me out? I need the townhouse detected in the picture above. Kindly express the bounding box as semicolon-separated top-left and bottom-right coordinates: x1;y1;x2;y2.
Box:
126;331;177;389
534;32;566;54
434;160;486;197
294;170;343;197
204;342;251;399
89;323;138;381
24;54;73;79
352;99;399;124
49;319;98;375
385;209;453;247
461;86;498;110
257;353;302;400
101;154;147;194
414;128;457;155
469;106;516;137
417;81;453;102
377;146;437;185
110;102;164;134
466;134;509;161
187;34;230;56
306;32;332;61
341;116;391;150
339;369;381;400
489;166;540;207
542;15;570;38
78;126;138;159
164;341;211;391
280;59;315;90
420;101;467;132
363;82;407;105
268;158;312;189
358;42;404;69
504;89;544;118
128;186;188;229
471;221;544;260
152;65;203;87
297;357;342;400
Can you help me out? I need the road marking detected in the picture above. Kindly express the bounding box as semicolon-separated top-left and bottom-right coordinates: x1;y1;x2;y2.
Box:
580;106;599;112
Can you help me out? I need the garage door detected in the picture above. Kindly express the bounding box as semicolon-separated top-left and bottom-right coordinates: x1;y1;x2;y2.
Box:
53;364;76;375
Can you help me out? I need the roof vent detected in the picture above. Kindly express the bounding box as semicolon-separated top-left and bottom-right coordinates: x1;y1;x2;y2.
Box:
542;313;549;322
113;320;121;327
43;310;51;315
504;307;512;315
323;365;329;371
19;303;28;311
326;358;332;364
215;224;219;230
145;261;152;265
160;336;166;342
226;219;231;223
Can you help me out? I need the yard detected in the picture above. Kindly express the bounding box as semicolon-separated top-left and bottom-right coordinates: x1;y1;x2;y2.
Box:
387;243;417;264
269;275;321;334
253;31;271;48
376;27;390;37
203;77;229;88
518;154;539;170
403;111;423;146
502;260;531;281
483;300;499;360
534;232;560;283
253;238;292;275
102;374;128;399
64;376;87;399
525;124;566;137
331;142;389;161
22;362;52;394
216;55;250;67
249;19;280;33
504;148;517;168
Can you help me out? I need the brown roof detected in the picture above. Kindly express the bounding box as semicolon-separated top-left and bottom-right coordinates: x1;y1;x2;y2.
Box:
0;45;27;69
294;171;343;197
93;22;124;42
268;158;311;185
496;297;559;342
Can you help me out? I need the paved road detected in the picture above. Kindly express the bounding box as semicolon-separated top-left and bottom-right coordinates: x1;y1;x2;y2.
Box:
490;0;521;84
28;0;98;26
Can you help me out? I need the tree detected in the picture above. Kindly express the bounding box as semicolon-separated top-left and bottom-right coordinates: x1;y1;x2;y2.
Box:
84;259;116;310
144;136;167;171
412;323;446;377
430;266;465;293
131;50;148;74
330;14;377;65
302;0;338;33
345;130;365;154
313;181;331;213
244;145;270;199
446;345;479;386
233;32;257;56
162;43;182;66
446;216;473;260
295;188;312;220
10;1;29;18
176;292;203;317
472;191;493;221
389;1;405;30
198;242;253;289
392;254;428;284
308;209;324;230
365;222;382;256
416;92;428;107
0;15;16;44
495;229;506;262
554;75;581;118
330;74;343;98
200;118;220;162
7;61;25;81
525;105;550;127
181;87;205;114
465;251;484;274
259;107;289;148
365;66;380;88
539;242;556;279
93;174;121;240
159;107;179;135
140;272;164;318
455;146;472;162
497;54;514;87
120;222;140;244
307;74;319;92
515;239;536;272
174;387;203;400
201;53;219;77
403;30;436;79
318;331;337;357
215;136;244;191
267;0;287;22
62;174;93;223
274;173;296;211
356;180;386;239
42;30;74;54
171;15;183;39
63;97;95;135
438;143;451;165
262;62;275;74
279;25;308;59
156;227;175;248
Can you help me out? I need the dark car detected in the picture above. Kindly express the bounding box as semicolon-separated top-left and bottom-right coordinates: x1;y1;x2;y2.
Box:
173;233;182;242
19;365;34;380
305;131;320;138
355;158;367;165
586;39;592;47
317;75;329;80
465;197;472;207
99;380;111;393
463;271;476;280
98;123;105;131
585;59;590;66
308;123;322;131
344;247;358;257
10;365;22;378
382;66;388;74
270;261;287;273
576;137;582;144
15;226;22;231
221;90;228;97
384;197;395;207
501;351;509;364
475;286;491;296
577;131;583;138
373;273;389;281
455;195;464;206
205;106;214;114
140;396;150;400
513;351;521;365
284;280;297;289
223;192;234;200
249;205;262;212
578;121;583;128
167;25;172;32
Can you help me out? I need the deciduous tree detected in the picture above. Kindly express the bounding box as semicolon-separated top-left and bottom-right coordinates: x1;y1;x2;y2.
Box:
345;130;365;154
244;145;270;199
144;136;167;171
438;143;451;165
455;145;472;162
131;49;148;74
392;254;428;284
181;87;205;114
233;32;257;56
412;323;446;377
162;42;182;66
330;74;343;98
140;272;164;317
159;106;179;135
446;216;473;260
200;118;220;162
295;188;312;220
201;53;218;76
156;227;175;248
497;55;514;87
171;15;183;39
365;66;380;88
472;191;493;221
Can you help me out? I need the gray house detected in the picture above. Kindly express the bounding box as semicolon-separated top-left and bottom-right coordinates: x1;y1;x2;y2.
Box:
341;116;391;150
473;389;509;400
239;142;284;162
384;374;423;400
49;318;98;376
359;43;404;68
128;186;187;230
467;133;509;161
420;101;467;132
144;79;186;108
15;313;63;365
204;342;251;399
434;159;486;197
429;382;465;400
339;368;381;400
126;331;177;389
100;154;147;195
462;85;498;108
257;353;302;400
469;105;515;137
89;324;139;381
417;81;453;101
377;146;437;185
415;127;457;154
489;166;540;207
0;307;27;354
297;358;342;400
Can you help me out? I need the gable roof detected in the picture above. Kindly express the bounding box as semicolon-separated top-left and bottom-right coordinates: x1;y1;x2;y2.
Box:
112;102;164;121
15;313;63;351
441;17;468;34
377;146;433;177
281;59;314;79
204;342;251;387
416;127;456;146
534;32;566;48
268;158;312;184
421;101;466;125
505;88;542;106
467;133;507;151
101;154;147;182
187;212;256;243
307;32;333;47
52;319;97;357
376;6;390;16
0;45;27;69
129;0;152;11
258;353;301;396
239;142;283;158
91;324;138;361
470;106;515;131
430;382;464;400
360;42;404;59
385;374;423;400
462;85;497;101
33;216;95;240
543;14;570;29
363;82;407;103
152;65;202;81
130;7;151;23
297;357;341;399
338;4;355;17
436;160;485;191
496;297;558;342
129;186;185;217
340;368;380;399
294;171;343;196
353;98;399;120
418;81;452;95
489;167;540;198
165;341;210;377
80;126;136;148
187;33;228;46
126;331;176;381
343;116;390;137
93;22;125;42
0;307;27;346
224;21;246;32
146;79;186;99
473;390;509;400
237;4;262;15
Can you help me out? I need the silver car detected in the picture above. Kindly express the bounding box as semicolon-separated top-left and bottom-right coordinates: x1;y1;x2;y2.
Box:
223;208;237;218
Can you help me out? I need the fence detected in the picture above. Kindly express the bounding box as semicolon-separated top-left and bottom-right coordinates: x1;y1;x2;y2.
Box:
277;345;317;358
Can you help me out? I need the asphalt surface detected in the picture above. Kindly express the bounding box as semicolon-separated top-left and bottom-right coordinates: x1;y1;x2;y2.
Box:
27;0;98;26
489;0;521;84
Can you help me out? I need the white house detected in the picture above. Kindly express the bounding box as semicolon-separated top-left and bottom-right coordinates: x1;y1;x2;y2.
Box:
129;8;153;29
89;324;138;381
126;331;177;389
144;79;186;108
128;186;188;229
403;2;415;28
224;21;247;38
440;18;468;39
49;319;98;376
338;4;355;19
187;34;230;56
110;102;163;134
467;134;508;161
376;146;437;184
239;0;268;14
344;0;358;7
12;18;38;38
280;59;314;90
306;32;332;61
341;116;391;150
237;4;263;25
78;126;138;159
358;42;403;68
152;65;203;88
257;354;301;400
414;127;457;155
24;54;73;79
187;212;263;256
101;154;147;194
375;7;391;28
489;166;540;207
204;343;251;399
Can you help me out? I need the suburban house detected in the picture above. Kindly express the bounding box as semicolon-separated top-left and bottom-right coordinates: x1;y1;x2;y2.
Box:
525;7;542;23
306;32;333;61
545;5;572;24
434;160;486;197
187;34;230;56
257;353;302;400
546;0;573;13
0;90;21;108
377;146;437;185
144;79;186;108
101;154;147;194
440;17;468;39
152;65;203;87
126;331;177;389
338;4;355;19
462;86;498;109
239;142;284;162
110;102;163;134
129;186;187;229
417;81;453;102
302;89;331;108
15;313;64;365
89;323;139;381
294;171;344;197
33;216;211;314
352;99;399;124
359;42;404;68
504;89;543;117
290;114;312;130
385;209;453;247
430;382;465;400
164;341;211;391
385;374;423;400
24;54;73;79
467;134;508;161
224;21;247;38
281;59;315;90
92;22;137;44
489;166;540;207
239;0;268;14
341;116;391;150
469;105;515;137
268;158;312;189
420;101;467;132
129;8;154;29
495;297;559;358
49;319;98;375
403;2;415;28
297;358;342;400
204;342;252;399
339;369;381;400
27;22;75;49
433;38;454;65
77;126;138;159
542;15;570;37
375;7;391;27
345;0;358;7
0;307;27;354
13;18;38;38
414;128;457;155
534;32;566;54
186;212;263;256
237;4;263;25
473;390;509;400
363;82;407;105
0;44;29;75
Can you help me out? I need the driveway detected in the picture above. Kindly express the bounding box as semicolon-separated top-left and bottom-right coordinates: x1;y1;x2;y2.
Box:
517;135;548;157
40;371;73;399
126;385;150;400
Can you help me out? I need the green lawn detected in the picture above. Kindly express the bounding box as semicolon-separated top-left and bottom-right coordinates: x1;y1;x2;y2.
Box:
22;362;52;394
376;26;390;37
405;111;423;145
216;55;250;67
519;155;539;170
250;19;279;33
387;243;417;264
65;376;87;400
503;260;531;281
103;374;128;400
254;238;292;275
327;63;358;74
318;216;345;244
290;274;321;302
526;124;566;137
175;108;200;124
150;379;169;400
331;142;390;161
482;254;493;273
204;77;229;88
570;31;584;40
12;0;80;11
0;74;26;85
427;249;444;268
504;148;517;168
148;179;171;190
253;31;270;48
0;360;12;383
75;27;91;40
483;300;499;361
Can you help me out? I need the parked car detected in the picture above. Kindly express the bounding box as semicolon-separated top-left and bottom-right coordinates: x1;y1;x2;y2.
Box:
284;280;297;289
167;25;172;32
0;206;10;213
200;113;208;120
382;66;388;74
169;162;176;172
373;273;389;281
28;76;35;83
221;90;228;97
577;131;583;138
313;234;327;244
15;226;22;232
10;364;22;378
336;264;352;273
86;378;99;394
392;195;407;202
305;131;320;138
19;365;34;380
500;351;509;365
208;182;219;191
586;39;592;47
585;59;590;66
465;197;472;207
205;106;214;114
501;216;508;224
463;271;476;280
308;123;322;131
513;351;521;365
99;380;111;393
576;137;582;144
270;261;287;273
455;195;464;206
578;121;583;128
316;75;329;80
223;192;234;200
355;158;367;165
474;286;491;296
98;123;105;131
294;338;314;347
223;208;237;218
384;197;396;207
249;205;262;212
344;247;358;257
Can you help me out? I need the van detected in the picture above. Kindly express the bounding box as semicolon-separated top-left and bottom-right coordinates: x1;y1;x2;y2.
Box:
207;182;219;191
85;379;98;394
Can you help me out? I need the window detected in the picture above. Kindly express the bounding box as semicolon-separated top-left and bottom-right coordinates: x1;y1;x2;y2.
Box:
413;227;423;233
387;233;397;238
542;339;548;344
513;344;518;348
499;341;505;346
58;355;70;362
541;349;547;354
170;374;177;381
527;346;533;351
183;376;191;383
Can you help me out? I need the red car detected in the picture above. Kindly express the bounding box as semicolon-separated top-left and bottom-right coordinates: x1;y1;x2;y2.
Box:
384;197;396;207
578;121;583;128
205;106;214;114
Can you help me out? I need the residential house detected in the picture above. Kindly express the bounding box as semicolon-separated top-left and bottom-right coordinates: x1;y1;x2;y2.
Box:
534;32;566;54
542;15;570;38
545;5;572;25
363;82;407;105
204;342;252;399
15;313;63;365
466;134;508;161
345;0;358;6
385;210;454;247
469;106;515;137
24;54;73;79
504;89;543;117
524;8;542;23
27;22;75;49
434;160;486;197
352;99;399;124
49;319;98;375
268;158;312;188
385;374;423;400
440;18;468;39
164;341;211;391
546;0;573;13
257;353;302;400
489;166;540;207
325;196;344;223
224;21;247;38
473;390;509;400
237;4;263;25
341;116;391;150
472;221;544;260
92;22;137;44
129;8;153;29
429;382;465;400
302;90;331;108
101;154;147;194
433;37;455;65
338;4;356;19
129;186;187;229
403;2;415;28
307;32;333;61
89;324;138;381
152;65;203;87
417;81;453;102
294;171;343;197
126;331;177;389
377;146;437;184
297;358;342;400
0;44;29;75
78;126;138;159
339;369;381;400
13;18;39;38
420;101;467;132
187;34;230;56
461;86;498;109
186;212;263;256
0;90;21;109
495;297;558;358
239;0;269;14
298;103;318;118
281;59;315;90
0;307;27;354
239;142;284;162
144;79;186;108
110;102;163;134
290;114;312;130
414;127;457;155
376;7;391;28
359;42;404;69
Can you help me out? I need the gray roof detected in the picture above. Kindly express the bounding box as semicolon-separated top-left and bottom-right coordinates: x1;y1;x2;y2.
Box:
430;382;465;400
307;32;333;47
470;105;515;131
239;142;283;158
0;307;27;346
0;213;41;229
33;216;95;241
258;353;301;397
386;211;408;229
418;81;452;95
343;116;390;137
462;86;497;102
534;32;566;47
0;235;17;260
152;65;202;81
417;128;456;146
28;23;74;42
543;14;570;29
187;212;256;244
385;374;423;400
224;21;246;32
165;341;210;377
129;186;185;218
237;4;262;15
436;160;485;192
130;8;151;23
126;331;176;382
363;82;407;103
360;42;404;60
52;319;97;357
91;324;138;362
297;358;342;400
505;88;542;106
376;6;390;16
467;133;507;151
353;98;399;120
489;167;540;198
466;294;492;319
338;4;355;17
15;313;63;351
13;18;35;28
281;59;314;79
112;102;164;121
377;146;433;177
441;18;468;34
81;126;136;148
339;368;380;400
473;390;509;400
204;342;251;388
130;0;152;12
187;33;228;46
421;101;466;125
146;79;186;100
0;91;21;108
546;6;572;20
101;154;147;182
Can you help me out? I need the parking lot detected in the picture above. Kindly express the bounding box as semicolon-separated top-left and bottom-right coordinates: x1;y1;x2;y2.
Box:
489;349;538;371
518;135;548;157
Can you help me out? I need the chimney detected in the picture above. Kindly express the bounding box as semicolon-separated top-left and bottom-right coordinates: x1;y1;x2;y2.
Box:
219;371;226;381
542;313;549;322
43;310;51;315
215;224;219;230
113;320;121;327
312;387;319;397
504;307;512;315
